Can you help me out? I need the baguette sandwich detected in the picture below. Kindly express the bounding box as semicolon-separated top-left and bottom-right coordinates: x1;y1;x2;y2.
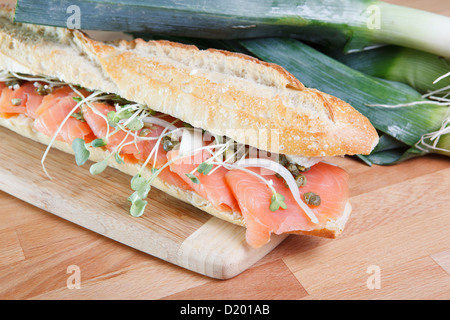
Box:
0;5;378;248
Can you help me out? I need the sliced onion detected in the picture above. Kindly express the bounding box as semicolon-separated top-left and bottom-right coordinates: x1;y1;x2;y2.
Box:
142;116;179;132
235;158;319;224
178;128;204;157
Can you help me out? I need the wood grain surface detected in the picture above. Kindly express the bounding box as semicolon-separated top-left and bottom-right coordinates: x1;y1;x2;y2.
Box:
0;0;449;300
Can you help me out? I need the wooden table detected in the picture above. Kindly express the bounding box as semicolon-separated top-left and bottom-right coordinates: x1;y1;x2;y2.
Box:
1;0;449;300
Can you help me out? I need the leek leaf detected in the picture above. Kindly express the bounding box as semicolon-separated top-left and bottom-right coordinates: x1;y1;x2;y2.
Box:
128;33;449;163
14;0;450;57
371;134;407;154
363;146;427;165
357;134;427;165
239;38;448;148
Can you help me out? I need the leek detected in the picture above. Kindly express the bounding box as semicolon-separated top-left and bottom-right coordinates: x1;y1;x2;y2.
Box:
239;38;447;145
237;38;449;164
324;45;450;96
129;32;449;164
14;0;450;57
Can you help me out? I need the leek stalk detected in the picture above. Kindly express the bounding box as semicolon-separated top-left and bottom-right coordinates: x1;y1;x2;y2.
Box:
324;45;450;96
237;38;449;164
239;38;447;146
14;0;450;57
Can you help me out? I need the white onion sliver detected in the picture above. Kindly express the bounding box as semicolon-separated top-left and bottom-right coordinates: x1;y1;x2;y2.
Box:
179;128;203;157
235;158;319;224
142;117;179;132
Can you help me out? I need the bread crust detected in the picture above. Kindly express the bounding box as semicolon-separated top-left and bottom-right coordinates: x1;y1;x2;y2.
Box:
0;5;378;158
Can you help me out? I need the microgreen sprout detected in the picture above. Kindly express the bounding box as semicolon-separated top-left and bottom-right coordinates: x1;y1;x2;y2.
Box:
128;195;148;217
197;162;213;175
91;138;107;148
127;154;183;217
131;174;150;198
89;129;134;175
186;173;200;184
107;111;120;127
72;138;90;166
126;118;144;131
269;193;288;211
128;173;152;217
208;160;284;211
71;111;85;122
115;152;124;164
90;158;109;175
72;137;110;167
108;108;135;127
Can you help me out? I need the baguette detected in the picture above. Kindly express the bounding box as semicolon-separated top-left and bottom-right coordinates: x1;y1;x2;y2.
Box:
0;5;376;246
0;5;378;158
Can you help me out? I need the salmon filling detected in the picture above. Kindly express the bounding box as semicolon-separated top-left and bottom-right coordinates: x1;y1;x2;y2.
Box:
0;74;350;248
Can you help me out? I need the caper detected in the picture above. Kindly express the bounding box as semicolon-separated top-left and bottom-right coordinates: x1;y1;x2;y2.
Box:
35;86;47;95
5;80;20;87
45;85;53;94
287;163;300;176
278;154;288;166
160;135;170;144
296;164;310;172
163;139;174;152
303;192;321;206
35;84;52;96
295;174;307;187
139;128;152;137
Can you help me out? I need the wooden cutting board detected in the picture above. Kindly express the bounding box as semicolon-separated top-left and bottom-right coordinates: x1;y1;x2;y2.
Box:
0;126;287;279
1;124;449;299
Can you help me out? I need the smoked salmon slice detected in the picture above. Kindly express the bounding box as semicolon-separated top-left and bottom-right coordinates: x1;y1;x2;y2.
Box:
82;102;192;191
33;87;96;143
168;149;240;213
34;86;80;117
82;102;137;155
0;82;38;117
225;162;349;248
157;166;193;191
23;82;47;119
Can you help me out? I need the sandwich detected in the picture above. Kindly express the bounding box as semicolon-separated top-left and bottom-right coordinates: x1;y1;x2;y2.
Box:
0;5;378;248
